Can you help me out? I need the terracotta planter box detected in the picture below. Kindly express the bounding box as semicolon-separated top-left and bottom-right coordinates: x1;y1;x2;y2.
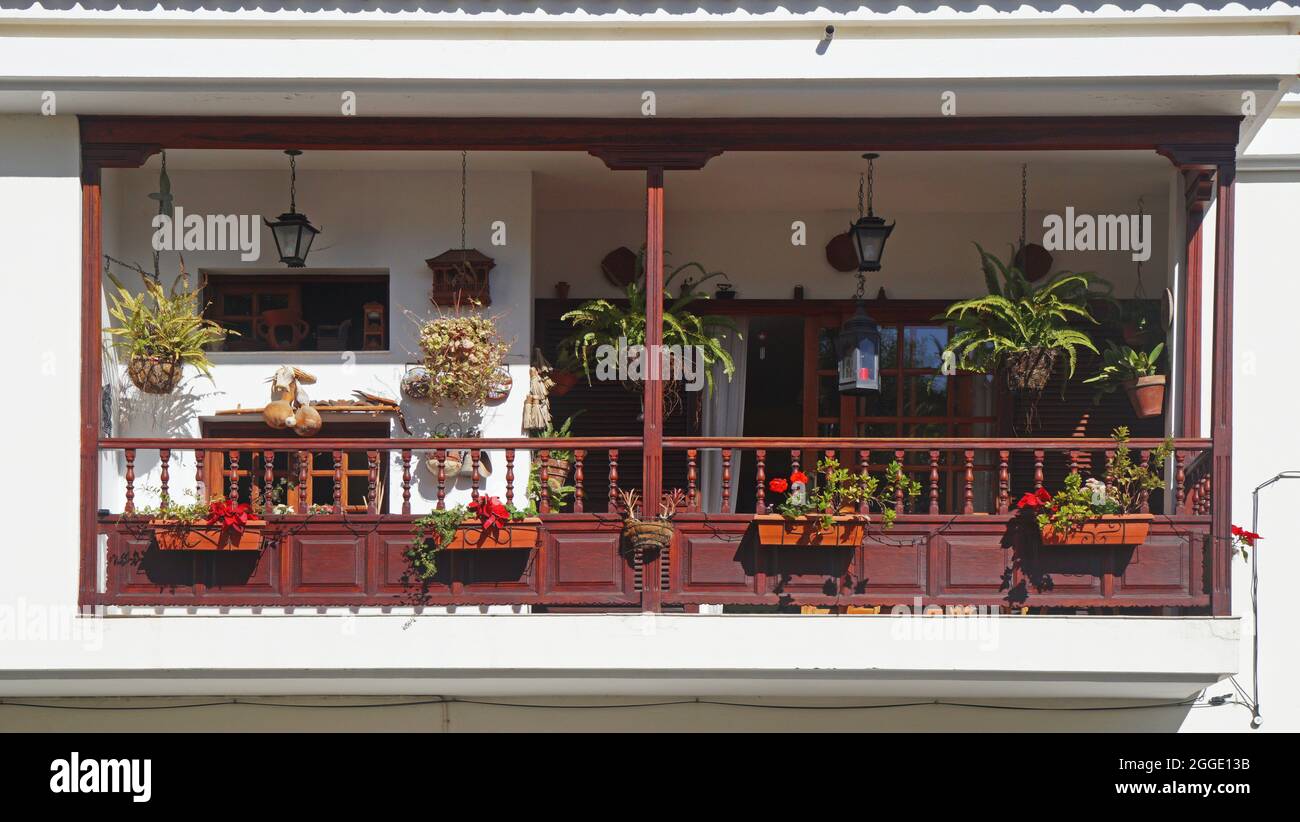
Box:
151;520;266;551
443;518;541;550
1039;514;1153;546
1124;375;1166;419
754;514;865;547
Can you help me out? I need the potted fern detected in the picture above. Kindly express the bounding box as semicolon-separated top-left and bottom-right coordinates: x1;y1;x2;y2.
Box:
105;266;230;394
559;252;738;415
1083;341;1166;419
941;244;1104;393
529;412;584;494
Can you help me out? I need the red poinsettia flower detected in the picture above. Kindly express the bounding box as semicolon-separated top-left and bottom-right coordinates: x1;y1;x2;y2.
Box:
206;499;253;534
768;477;789;494
789;471;809;485
1231;524;1262;547
469;495;510;530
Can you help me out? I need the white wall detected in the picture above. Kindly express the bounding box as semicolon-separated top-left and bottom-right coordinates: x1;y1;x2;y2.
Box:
0;116;83;613
101;165;534;514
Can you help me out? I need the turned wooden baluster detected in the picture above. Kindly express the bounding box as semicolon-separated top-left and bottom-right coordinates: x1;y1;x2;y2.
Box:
1139;449;1152;514
124;448;136;514
859;449;871;516
228;449;239;503
790;449;801;475
263;449;274;512
755;449;767;515
1069;451;1080;476
573;449;585;514
159;448;171;508
1201;476;1212;516
504;449;515;508
721;449;732;513
928;449;940;515
1033;450;1045;491
401;449;413;515
435;449;447;511
194;450;205;501
296;451;308;514
366;451;379;515
963;450;975;515
824;450;836;514
686;449;698;512
470;449;481;501
538;449;551;514
331;450;343;513
997;450;1010;514
608;449;619;513
1174;451;1186;514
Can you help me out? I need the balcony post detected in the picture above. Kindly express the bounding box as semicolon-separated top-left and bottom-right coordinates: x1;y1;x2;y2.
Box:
1209;161;1235;616
642;165;666;612
1180;169;1214;437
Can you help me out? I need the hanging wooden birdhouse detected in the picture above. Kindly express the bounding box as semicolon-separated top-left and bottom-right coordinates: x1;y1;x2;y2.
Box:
427;248;494;307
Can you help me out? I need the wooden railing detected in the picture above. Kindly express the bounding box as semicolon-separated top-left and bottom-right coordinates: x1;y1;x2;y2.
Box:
94;436;1216;612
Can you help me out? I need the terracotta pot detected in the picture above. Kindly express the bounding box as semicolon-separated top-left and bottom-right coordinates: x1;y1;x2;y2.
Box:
151;520;266;551
1124;375;1166;419
128;355;184;395
1039;513;1153;546
753;514;865;547
443;518;541;550
543;456;571;492
549;370;580;397
624;519;674;552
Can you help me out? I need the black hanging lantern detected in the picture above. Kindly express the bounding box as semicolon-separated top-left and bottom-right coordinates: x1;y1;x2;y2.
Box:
264;149;320;267
836;297;881;395
848;153;894;272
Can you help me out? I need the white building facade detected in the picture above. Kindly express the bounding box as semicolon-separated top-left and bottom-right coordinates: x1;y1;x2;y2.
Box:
0;4;1296;731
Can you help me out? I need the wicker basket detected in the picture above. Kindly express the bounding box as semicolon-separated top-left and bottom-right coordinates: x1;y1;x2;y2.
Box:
624;519;673;552
426;449;464;477
127;355;183;395
1005;347;1058;392
401;365;434;399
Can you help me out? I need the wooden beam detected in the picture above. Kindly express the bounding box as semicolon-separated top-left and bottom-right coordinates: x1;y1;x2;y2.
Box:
1180;169;1213;438
1209;161;1235;616
79;115;1241;154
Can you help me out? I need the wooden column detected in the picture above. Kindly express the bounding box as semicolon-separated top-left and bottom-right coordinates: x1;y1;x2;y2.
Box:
1209;161;1235;616
79;160;102;604
641;165;665;612
1181;169;1213;437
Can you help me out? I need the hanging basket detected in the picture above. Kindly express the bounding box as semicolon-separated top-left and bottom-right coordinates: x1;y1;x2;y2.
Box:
401;364;434;399
127;355;184;395
1124;375;1166;419
1005;347;1058;392
623;519;673;553
426;449;464;477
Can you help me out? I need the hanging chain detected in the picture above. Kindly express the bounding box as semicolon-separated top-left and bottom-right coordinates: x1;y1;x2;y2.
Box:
460;150;468;250
1019;163;1028;250
866;155;876;217
1134;196;1147;299
855;271;866;300
289;151;297;214
857;170;865;220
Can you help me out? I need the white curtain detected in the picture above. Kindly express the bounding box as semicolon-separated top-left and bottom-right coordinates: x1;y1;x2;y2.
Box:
701;318;748;513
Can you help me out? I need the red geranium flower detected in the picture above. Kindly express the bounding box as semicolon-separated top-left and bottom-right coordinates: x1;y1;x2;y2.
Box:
789;471;809;485
469;495;510;530
768;478;789;493
1016;488;1051;510
206;499;253;534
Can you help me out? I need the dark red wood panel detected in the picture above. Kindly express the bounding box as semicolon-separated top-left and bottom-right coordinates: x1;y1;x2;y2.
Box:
288;533;368;595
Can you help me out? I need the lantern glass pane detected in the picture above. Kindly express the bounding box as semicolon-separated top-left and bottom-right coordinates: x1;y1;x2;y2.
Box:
273;222;301;260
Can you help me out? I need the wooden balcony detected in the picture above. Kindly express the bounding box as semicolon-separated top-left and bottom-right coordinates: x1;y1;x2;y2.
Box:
94;435;1215;613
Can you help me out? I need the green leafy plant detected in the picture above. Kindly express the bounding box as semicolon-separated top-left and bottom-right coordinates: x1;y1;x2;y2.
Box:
1020;426;1173;535
941;243;1106;390
559;251;739;400
766;457;921;531
104;268;230;380
407;498;537;581
529;411;584;461
527;462;576;511
417;308;510;407
1083;341;1164;399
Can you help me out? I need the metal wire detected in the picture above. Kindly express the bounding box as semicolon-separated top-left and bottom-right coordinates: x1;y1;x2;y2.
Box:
460;149;468;250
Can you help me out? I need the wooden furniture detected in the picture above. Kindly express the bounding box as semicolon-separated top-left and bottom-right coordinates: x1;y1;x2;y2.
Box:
427;248;494;306
255;308;310;350
362;302;385;350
